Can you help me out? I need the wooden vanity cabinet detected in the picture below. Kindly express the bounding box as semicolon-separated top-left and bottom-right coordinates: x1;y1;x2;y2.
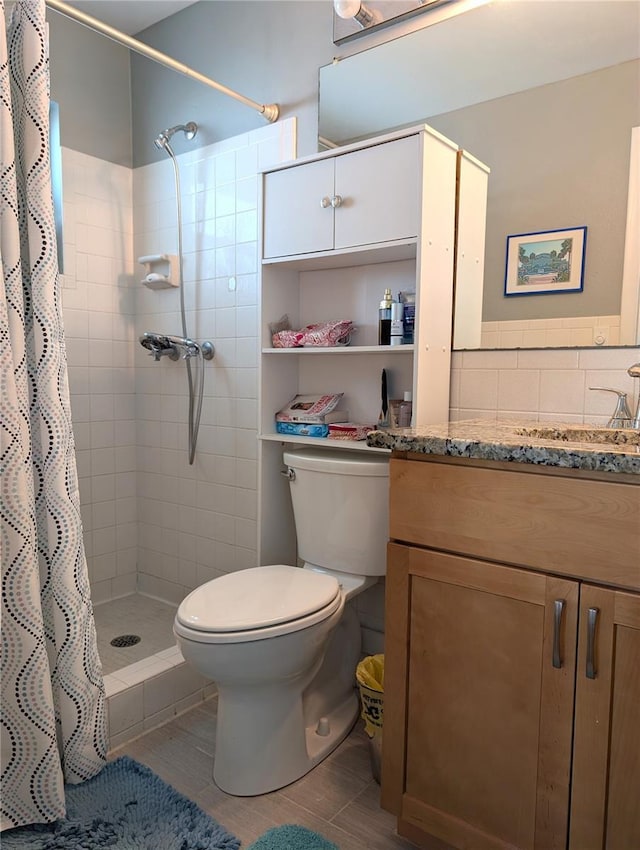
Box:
383;455;640;850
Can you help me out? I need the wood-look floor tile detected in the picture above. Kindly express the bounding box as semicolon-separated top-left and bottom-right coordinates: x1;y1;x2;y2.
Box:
111;697;413;850
280;752;370;821
324;722;372;778
111;733;213;798
245;791;369;850
332;780;420;849
171;699;218;751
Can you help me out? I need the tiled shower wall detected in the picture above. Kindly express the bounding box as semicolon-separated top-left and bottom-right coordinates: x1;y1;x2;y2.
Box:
132;120;296;604
61;120;296;606
60;149;137;605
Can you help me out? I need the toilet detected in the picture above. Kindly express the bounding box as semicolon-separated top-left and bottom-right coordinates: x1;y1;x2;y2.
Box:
174;447;389;796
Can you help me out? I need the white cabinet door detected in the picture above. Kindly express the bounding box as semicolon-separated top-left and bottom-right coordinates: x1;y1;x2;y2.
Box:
263;159;334;258
263;135;420;259
334;135;419;250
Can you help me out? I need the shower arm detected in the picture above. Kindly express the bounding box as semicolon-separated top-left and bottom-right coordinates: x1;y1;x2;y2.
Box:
45;0;280;123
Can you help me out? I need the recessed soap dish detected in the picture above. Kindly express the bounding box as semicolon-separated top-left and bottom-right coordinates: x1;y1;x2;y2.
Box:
138;254;179;289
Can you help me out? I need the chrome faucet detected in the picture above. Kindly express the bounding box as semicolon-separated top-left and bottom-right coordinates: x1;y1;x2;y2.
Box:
589;362;640;429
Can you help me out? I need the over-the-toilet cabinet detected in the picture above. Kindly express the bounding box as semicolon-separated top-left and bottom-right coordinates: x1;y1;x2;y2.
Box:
383;455;640;850
257;126;487;568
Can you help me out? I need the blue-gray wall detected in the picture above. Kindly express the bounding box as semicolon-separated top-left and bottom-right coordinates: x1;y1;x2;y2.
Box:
48;9;132;166
46;1;334;167
131;1;332;166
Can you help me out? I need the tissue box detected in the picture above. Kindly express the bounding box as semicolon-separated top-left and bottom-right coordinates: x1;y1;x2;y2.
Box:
276;422;329;438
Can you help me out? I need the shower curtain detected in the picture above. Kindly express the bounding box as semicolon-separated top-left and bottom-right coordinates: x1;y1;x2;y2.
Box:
1;0;107;831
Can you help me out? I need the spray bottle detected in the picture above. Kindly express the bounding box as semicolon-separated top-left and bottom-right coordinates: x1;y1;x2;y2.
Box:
378;288;393;345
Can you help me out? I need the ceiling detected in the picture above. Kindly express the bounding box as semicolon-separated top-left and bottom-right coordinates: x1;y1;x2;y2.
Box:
65;1;199;35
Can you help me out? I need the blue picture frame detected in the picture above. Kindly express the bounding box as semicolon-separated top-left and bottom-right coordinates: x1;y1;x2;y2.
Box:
504;226;587;297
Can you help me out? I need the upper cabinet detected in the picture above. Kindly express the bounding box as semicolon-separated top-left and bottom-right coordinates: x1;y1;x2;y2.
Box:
263;135;420;259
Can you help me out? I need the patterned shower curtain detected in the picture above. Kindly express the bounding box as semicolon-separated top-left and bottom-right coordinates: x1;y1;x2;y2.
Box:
1;0;107;831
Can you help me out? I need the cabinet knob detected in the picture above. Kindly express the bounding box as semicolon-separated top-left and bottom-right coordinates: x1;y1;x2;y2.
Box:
320;196;331;209
331;194;343;208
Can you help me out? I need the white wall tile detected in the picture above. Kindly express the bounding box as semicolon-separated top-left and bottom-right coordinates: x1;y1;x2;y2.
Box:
108;683;143;736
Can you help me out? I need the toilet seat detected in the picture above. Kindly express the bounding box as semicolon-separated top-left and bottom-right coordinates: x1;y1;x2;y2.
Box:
174;565;342;644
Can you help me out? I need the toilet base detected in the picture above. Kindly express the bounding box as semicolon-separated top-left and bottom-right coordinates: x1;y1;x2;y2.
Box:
213;686;359;797
210;604;362;796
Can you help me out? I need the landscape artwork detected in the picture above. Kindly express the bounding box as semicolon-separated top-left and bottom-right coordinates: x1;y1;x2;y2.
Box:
504;226;587;296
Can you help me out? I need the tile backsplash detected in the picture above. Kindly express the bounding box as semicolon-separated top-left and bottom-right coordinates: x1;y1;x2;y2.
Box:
451;346;640;424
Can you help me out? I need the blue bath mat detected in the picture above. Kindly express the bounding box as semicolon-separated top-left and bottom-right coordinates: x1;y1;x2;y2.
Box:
247;825;338;850
2;756;240;849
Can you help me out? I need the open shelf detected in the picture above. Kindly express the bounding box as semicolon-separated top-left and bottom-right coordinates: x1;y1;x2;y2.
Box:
262;344;414;355
262;239;417;271
260;433;389;453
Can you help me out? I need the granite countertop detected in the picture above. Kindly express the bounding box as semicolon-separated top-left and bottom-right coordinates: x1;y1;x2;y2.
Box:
366;419;640;475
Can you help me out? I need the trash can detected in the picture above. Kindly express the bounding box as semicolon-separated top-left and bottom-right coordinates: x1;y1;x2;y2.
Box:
356;654;384;783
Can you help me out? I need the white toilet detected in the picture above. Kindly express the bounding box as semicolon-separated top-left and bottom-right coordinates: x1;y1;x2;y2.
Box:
174;447;389;796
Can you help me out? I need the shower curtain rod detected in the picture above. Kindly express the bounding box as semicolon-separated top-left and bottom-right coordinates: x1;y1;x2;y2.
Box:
45;0;280;122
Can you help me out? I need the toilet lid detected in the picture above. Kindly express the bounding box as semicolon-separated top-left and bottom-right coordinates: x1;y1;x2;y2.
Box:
176;565;340;633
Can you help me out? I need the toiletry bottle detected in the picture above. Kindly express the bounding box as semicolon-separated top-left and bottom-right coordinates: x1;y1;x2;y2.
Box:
390;296;404;345
378;288;393;345
398;391;413;427
399;291;415;344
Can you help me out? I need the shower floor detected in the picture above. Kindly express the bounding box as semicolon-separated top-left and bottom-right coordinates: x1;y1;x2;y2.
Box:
94;594;178;675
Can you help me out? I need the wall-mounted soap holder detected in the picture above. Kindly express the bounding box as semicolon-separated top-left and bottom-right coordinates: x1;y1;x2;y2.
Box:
138;254;179;289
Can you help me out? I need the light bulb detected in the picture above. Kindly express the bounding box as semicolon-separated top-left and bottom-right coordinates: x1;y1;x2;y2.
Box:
334;0;362;20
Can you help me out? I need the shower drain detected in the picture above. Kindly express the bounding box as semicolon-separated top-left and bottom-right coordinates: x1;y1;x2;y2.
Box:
110;634;141;648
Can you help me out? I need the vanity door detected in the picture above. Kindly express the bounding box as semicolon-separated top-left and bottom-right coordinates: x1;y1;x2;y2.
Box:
384;543;578;850
569;585;640;850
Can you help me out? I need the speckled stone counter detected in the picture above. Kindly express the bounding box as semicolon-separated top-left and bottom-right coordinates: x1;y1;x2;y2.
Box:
366;419;640;475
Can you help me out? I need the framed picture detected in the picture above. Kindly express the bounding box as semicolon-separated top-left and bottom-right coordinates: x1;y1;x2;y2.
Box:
504;226;587;297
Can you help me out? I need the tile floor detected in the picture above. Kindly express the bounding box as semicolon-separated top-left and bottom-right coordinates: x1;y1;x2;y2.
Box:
111;697;419;849
94;594;177;674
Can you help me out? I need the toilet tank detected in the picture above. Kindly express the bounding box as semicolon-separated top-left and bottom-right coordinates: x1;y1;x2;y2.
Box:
283;448;389;577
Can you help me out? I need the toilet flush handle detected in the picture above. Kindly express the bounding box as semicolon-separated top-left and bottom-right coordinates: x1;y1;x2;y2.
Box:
281;467;295;481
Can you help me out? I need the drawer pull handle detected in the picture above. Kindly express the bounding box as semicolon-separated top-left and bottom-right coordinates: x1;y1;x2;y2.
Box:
586;607;599;680
552;599;565;669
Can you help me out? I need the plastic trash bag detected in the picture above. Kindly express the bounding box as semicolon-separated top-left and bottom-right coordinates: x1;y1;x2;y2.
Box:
356;654;384;783
356;654;384;738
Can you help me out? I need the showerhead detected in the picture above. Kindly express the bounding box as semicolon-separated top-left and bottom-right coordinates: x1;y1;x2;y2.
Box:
154;121;198;151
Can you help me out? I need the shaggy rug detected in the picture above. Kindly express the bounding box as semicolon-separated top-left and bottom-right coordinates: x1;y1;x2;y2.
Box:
2;756;240;849
247;825;339;850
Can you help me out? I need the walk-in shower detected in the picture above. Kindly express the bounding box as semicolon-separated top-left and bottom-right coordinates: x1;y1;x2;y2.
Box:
139;121;213;465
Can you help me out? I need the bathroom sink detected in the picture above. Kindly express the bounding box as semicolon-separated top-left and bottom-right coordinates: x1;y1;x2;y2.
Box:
515;425;640;446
